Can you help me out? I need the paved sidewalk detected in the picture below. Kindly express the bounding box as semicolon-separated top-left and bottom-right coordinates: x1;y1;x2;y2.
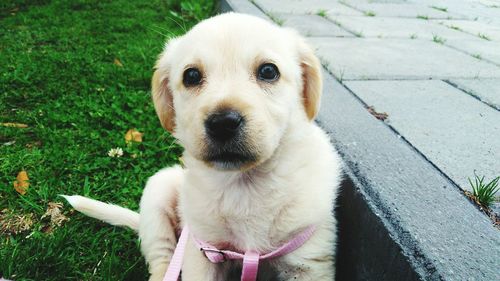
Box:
253;0;500;212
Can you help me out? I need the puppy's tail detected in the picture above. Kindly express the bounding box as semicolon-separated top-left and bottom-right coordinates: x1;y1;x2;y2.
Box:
62;195;139;231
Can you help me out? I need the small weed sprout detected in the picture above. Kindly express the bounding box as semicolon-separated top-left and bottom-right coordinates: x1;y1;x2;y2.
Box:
338;68;346;83
431;6;447;12
364;11;376;17
468;174;500;207
472;54;482;60
338;0;348;6
331;19;343;27
432;34;446;44
316;9;328;18
417;15;429;20
410;33;418;39
353;30;363;37
477;33;491;41
449;25;461;31
474;71;480;79
268;13;284;26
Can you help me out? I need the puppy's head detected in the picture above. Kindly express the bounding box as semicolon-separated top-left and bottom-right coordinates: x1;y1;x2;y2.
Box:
152;13;322;170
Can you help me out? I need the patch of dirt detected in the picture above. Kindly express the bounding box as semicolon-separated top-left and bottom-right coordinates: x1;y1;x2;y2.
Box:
464;190;500;229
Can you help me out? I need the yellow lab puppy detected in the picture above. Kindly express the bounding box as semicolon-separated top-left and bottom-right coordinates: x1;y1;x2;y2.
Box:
66;12;342;281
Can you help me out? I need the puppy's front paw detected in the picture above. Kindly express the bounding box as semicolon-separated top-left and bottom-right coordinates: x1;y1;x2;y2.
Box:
148;264;168;281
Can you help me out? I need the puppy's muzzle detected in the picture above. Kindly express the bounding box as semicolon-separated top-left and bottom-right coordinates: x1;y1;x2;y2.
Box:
203;110;257;169
205;110;244;142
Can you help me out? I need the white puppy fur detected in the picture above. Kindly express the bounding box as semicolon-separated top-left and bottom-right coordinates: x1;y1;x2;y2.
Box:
66;12;342;281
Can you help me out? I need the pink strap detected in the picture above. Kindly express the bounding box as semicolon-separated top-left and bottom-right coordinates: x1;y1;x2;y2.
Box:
162;225;189;281
162;225;316;281
260;224;316;259
241;251;259;281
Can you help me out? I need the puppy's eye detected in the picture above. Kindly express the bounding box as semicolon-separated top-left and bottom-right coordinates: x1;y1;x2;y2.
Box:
257;63;280;82
183;68;202;87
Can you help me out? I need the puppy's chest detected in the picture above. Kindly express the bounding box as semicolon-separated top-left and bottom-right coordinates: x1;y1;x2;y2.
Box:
188;180;292;250
206;206;283;250
220;259;302;281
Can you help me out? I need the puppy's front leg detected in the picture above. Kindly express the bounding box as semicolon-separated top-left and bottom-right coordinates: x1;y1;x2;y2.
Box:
281;227;336;281
181;239;220;281
139;166;184;281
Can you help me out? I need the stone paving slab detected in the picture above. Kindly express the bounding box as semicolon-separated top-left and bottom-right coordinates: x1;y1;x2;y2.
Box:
328;15;478;40
444;38;500;66
278;14;353;37
343;79;500;192
253;0;362;16
340;1;467;19
423;0;500;23
448;78;500;110
308;37;500;80
436;19;500;41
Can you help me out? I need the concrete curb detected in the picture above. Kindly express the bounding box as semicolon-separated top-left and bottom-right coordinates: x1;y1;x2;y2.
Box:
219;1;500;280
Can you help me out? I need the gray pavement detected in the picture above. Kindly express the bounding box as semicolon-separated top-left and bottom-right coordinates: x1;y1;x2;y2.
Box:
254;0;500;205
344;79;500;192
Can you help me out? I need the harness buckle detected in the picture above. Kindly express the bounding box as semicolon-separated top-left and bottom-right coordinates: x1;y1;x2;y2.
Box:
200;247;227;262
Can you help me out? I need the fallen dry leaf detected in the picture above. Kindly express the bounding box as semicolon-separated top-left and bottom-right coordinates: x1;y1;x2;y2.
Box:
0;209;34;235
367;106;389;121
1;122;28;128
125;128;143;143
13;170;29;195
113;58;123;67
41;202;69;230
25;140;42;148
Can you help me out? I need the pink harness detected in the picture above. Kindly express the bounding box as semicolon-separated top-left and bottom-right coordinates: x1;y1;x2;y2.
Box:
162;225;316;281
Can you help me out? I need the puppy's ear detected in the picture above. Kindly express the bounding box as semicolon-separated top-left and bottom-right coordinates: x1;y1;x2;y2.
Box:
298;39;323;121
152;68;175;132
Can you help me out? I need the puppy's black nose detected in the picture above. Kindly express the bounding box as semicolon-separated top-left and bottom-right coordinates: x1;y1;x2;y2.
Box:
205;111;243;142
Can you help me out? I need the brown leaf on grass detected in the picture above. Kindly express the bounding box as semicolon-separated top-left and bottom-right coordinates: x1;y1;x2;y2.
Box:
0;209;34;235
113;58;123;67
125;128;143;143
1;122;28;128
367;106;389;121
13;170;29;195
41;202;69;232
26;140;42;148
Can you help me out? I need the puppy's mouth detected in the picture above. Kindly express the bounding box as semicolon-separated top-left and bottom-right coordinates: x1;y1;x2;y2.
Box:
204;150;257;170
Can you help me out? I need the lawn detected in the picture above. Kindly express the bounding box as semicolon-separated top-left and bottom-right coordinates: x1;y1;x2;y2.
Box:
0;0;214;280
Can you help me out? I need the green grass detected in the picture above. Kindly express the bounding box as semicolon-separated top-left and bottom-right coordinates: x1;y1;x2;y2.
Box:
468;174;500;207
477;33;491;41
352;30;364;37
316;9;327;18
472;53;482;60
0;0;213;280
448;25;462;31
267;13;284;26
363;10;376;17
432;34;446;44
430;5;447;12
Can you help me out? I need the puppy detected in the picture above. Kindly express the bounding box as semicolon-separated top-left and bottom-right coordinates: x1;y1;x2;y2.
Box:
66;12;342;281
